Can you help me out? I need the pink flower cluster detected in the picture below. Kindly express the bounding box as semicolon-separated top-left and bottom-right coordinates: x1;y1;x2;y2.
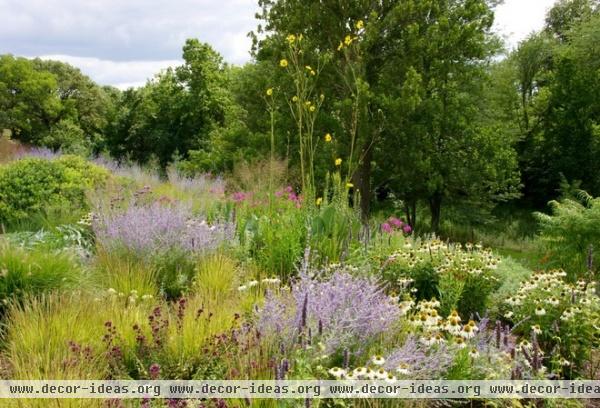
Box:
232;191;252;203
381;216;412;234
275;186;302;208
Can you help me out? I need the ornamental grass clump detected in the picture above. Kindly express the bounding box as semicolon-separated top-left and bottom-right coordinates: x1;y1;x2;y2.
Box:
258;266;400;354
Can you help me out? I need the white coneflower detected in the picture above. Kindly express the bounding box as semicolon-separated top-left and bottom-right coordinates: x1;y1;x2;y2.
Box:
460;324;476;339
467;320;479;332
237;285;248;292
353;367;367;377
396;363;410;375
580;298;592;305
445;317;462;335
376;368;388;380
535;306;546;316
420;335;434;346
433;333;446;345
371;355;386;366
518;340;533;351
344;372;355;380
107;288;117;295
248;280;259;287
532;325;542;335
468;348;480;359
385;374;397;383
365;368;375;380
559;358;571;366
561;309;574;321
328;367;346;378
504;311;514;319
452;337;465;349
546;297;560;306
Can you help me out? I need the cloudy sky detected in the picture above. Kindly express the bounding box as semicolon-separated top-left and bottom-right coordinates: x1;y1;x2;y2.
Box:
0;0;558;89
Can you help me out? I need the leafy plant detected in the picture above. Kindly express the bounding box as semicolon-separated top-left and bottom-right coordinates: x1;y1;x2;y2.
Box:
535;192;600;279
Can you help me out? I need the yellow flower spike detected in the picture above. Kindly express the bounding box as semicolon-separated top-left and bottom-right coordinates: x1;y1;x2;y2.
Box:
279;59;288;68
344;35;353;46
309;105;316;112
316;197;323;206
292;96;299;102
305;65;312;71
337;42;344;51
266;88;273;96
324;133;332;142
286;34;296;44
356;20;364;30
346;182;354;188
310;70;316;76
335;158;342;166
320;94;325;100
305;101;312;107
298;34;303;41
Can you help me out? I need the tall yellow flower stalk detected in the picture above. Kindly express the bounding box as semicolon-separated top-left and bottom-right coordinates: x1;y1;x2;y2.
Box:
280;33;326;196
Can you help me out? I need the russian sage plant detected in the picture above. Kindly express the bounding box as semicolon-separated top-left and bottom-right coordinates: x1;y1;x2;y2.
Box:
92;203;234;257
258;268;400;354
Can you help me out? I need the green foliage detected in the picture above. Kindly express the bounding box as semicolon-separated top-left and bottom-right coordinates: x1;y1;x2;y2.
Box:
535;192;600;278
0;156;110;228
0;243;83;313
0;55;115;154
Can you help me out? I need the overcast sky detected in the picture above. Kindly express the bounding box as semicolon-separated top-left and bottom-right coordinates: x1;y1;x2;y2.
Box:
0;0;558;89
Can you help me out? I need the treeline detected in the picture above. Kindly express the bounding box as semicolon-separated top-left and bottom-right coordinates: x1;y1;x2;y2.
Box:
1;0;599;229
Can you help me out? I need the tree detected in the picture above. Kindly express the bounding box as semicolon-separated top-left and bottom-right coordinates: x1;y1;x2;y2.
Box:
106;39;245;168
253;0;521;230
0;55;62;144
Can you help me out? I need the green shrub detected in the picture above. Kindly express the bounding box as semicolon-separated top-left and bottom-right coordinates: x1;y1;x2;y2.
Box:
0;155;110;228
535;192;600;279
0;243;83;313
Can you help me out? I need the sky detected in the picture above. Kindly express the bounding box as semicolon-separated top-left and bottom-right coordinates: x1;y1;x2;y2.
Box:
0;0;558;89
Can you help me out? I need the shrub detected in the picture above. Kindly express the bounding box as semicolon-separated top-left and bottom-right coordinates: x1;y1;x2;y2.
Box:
536;192;600;279
0;155;110;227
0;243;83;313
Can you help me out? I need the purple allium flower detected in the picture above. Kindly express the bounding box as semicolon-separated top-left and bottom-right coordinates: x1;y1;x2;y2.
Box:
402;225;412;234
381;222;393;234
92;203;234;256
258;270;400;353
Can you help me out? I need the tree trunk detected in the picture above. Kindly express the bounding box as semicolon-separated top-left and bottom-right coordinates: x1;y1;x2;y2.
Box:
355;142;372;222
429;192;442;233
404;199;417;228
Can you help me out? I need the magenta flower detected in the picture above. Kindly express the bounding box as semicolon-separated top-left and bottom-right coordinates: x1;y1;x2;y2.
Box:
381;222;393;234
403;224;412;234
232;192;247;202
388;217;403;228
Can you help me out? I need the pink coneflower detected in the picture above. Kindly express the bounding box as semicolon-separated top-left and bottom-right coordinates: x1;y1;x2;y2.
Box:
402;225;412;234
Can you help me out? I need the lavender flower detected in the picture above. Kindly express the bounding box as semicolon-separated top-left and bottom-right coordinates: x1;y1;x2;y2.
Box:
258;269;400;353
384;336;455;379
92;202;234;256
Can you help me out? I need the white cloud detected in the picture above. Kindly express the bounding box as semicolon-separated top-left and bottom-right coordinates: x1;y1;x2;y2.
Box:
36;55;182;89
